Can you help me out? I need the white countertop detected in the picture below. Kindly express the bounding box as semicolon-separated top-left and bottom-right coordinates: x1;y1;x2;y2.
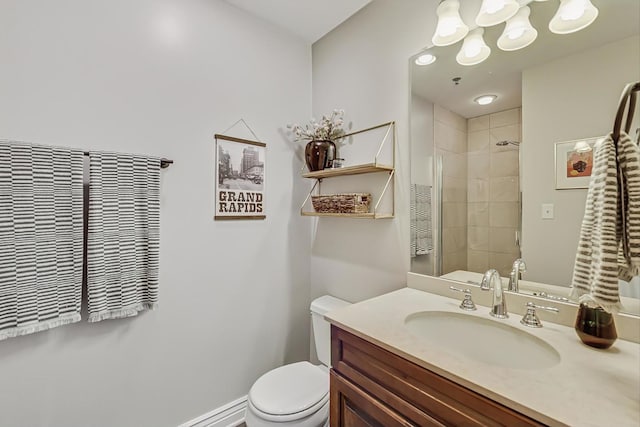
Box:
325;287;640;427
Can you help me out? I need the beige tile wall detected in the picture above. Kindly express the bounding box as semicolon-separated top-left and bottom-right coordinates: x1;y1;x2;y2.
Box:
467;108;521;277
435;105;468;274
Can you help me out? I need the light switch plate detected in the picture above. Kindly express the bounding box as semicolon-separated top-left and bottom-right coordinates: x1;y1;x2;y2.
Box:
542;203;554;219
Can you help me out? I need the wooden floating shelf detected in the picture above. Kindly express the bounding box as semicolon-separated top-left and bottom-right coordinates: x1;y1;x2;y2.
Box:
299;122;396;220
302;163;394;179
301;212;394;219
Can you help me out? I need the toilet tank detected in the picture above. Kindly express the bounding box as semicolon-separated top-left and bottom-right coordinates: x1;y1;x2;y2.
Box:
310;295;351;367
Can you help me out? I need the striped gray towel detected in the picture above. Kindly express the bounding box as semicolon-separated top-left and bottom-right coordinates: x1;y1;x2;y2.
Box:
616;132;640;280
571;132;639;312
0;141;84;340
410;184;433;257
87;152;160;322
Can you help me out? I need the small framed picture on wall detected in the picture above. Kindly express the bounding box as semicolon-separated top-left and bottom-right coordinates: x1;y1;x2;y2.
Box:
214;134;266;220
555;137;601;190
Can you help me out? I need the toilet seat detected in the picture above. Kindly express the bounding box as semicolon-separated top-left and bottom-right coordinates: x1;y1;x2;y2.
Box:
248;361;328;422
246;396;329;424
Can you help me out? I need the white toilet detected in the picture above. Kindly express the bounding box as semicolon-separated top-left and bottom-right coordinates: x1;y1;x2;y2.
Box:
244;295;350;427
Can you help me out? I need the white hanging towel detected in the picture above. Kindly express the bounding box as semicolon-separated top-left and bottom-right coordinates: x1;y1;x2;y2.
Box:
0;141;84;340
87;152;161;322
570;132;640;312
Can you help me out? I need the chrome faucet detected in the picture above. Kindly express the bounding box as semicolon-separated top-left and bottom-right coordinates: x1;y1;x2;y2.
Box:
480;269;508;318
508;258;527;292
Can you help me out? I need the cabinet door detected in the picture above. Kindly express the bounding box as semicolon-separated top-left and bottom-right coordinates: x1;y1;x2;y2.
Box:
330;370;416;427
331;326;545;427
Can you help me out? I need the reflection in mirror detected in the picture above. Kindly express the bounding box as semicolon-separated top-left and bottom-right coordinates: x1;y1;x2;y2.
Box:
408;0;640;315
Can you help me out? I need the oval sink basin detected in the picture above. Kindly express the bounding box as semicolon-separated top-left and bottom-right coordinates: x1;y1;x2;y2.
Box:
405;311;561;370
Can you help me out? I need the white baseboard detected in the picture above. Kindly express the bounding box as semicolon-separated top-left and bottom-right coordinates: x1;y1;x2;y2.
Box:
179;395;247;427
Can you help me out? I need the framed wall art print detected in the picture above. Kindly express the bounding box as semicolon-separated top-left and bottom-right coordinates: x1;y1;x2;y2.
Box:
214;134;266;220
555;136;601;190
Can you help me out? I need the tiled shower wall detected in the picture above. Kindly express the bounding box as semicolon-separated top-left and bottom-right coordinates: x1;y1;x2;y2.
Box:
435;105;468;274
466;108;521;277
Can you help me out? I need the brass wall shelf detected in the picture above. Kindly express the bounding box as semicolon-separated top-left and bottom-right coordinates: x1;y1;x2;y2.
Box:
300;121;396;219
301;212;395;219
302;163;394;179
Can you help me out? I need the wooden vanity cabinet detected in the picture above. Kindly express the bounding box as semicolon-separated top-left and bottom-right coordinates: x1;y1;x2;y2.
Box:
330;325;545;427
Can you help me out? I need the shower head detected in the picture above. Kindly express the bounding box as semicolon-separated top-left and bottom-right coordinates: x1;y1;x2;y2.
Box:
496;140;520;146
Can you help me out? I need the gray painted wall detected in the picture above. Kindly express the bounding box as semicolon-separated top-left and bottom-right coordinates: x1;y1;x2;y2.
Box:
311;0;439;304
0;1;311;425
521;35;640;286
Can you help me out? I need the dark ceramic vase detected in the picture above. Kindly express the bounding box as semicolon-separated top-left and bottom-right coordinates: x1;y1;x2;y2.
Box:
305;140;336;171
574;303;617;349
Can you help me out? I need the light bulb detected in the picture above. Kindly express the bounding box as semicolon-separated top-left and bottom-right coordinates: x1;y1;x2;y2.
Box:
485;0;504;14
439;17;461;37
498;6;538;51
561;0;587;20
464;40;483;58
432;0;469;46
549;0;599;34
456;28;491;66
476;0;519;27
507;28;526;40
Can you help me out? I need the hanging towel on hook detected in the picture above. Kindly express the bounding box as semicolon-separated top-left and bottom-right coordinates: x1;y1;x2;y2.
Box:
616;131;640;279
86;151;161;322
571;132;640;312
0;141;84;340
410;183;433;257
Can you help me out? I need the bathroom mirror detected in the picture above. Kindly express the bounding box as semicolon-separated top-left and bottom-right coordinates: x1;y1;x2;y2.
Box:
409;0;640;315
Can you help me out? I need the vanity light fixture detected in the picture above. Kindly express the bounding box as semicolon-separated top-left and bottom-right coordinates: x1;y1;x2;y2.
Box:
430;0;599;68
474;95;497;105
476;0;520;27
432;0;469;46
415;53;437;65
456;28;491;66
549;0;599;34
497;6;538;51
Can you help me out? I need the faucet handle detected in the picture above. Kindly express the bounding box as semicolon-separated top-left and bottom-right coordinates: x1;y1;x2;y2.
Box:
512;258;527;272
449;286;477;311
520;302;559;328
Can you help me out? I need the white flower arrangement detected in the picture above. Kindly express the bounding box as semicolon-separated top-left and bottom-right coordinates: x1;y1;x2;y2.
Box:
287;109;346;142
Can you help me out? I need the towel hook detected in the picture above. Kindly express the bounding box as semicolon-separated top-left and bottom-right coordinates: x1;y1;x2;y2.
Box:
613;81;640;142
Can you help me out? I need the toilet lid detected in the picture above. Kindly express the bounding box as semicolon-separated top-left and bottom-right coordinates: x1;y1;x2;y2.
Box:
249;361;328;417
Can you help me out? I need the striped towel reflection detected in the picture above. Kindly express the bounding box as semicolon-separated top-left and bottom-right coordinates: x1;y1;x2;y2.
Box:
410;184;433;257
616;132;640;280
0;141;84;340
87;152;161;322
571;132;640;312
